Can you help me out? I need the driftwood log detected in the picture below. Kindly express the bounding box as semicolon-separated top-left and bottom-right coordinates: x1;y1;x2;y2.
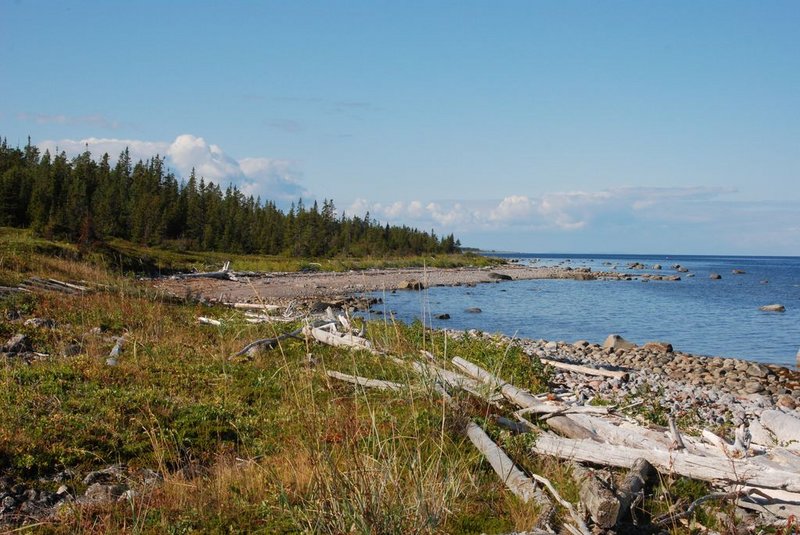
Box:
539;357;628;381
616;458;656;523
530;432;800;492
571;463;619;528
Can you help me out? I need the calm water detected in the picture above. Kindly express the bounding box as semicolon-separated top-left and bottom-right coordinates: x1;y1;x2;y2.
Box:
367;254;800;368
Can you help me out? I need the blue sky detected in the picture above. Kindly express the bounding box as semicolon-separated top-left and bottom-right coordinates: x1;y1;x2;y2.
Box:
1;1;798;255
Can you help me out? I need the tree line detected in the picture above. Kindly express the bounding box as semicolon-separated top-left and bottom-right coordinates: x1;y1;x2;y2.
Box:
0;138;460;256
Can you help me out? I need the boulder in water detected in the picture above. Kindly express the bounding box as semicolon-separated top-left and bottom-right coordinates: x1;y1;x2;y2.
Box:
399;280;424;290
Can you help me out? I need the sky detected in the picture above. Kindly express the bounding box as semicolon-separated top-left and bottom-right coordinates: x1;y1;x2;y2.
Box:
1;1;798;255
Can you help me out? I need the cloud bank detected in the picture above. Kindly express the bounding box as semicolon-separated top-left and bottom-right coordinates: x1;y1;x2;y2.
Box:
343;187;800;255
38;134;305;203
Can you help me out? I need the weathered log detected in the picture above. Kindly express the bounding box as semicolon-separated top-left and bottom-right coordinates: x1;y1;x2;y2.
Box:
539;357;628;381
760;410;800;450
530;432;800;492
466;421;551;506
545;415;601;441
616;458;656;523
229;302;282;312
453;356;593;415
572;463;619;528
735;485;800;520
231;327;304;357
528;473;591;535
176;261;234;280
303;326;374;352
326;370;405;391
106;336;125;366
668;416;686;451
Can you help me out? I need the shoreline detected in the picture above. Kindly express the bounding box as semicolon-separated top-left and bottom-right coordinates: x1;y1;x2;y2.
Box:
152;264;629;305
152;263;800;381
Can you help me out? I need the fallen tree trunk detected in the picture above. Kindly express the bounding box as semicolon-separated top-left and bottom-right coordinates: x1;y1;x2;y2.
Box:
466;421;553;508
539;358;628;381
303;325;374;352
760;410;800;451
176;261;234;280
572;463;619;529
229;302;282;312
616;458;656;523
530;432;800;492
326;370;405;391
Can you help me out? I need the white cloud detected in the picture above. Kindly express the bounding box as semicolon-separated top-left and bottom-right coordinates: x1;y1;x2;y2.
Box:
344;186;739;236
36;134;306;203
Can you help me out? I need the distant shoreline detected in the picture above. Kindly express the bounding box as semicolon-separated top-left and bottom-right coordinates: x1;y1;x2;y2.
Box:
153;264;628;305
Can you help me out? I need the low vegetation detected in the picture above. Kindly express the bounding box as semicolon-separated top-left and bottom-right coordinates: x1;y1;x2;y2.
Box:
1;233;778;534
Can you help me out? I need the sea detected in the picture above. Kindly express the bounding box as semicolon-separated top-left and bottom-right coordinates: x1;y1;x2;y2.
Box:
367;254;800;368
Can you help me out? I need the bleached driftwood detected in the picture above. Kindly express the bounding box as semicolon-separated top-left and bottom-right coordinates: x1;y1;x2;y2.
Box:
734;486;800;520
176;261;234;280
229;302;282;312
106;336;125;366
326;370;405;391
303;325;374;352
47;278;89;292
545;415;600;441
466;421;552;507
530;432;800;492
616;458;656;523
528;472;591;535
572;463;619;528
668;416;686;451
760;410;800;450
22;277;87;294
539;357;628;381
452;356;606;415
231;327;304;358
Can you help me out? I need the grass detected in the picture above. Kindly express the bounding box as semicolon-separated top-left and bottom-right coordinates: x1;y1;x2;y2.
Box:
0;235;546;533
0;231;756;533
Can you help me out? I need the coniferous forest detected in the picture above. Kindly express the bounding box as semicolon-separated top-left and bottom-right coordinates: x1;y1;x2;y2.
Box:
0;138;460;256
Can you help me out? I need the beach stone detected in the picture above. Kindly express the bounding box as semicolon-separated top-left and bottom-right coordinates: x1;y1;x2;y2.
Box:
776;394;797;410
61;342;82;357
399;280;424;290
744;381;765;394
3;334;30;354
572;340;589;349
83;483;128;504
602;334;636;351
746;363;769;378
759;304;785;312
652;264;662;270
643;341;673;353
23;318;56;329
